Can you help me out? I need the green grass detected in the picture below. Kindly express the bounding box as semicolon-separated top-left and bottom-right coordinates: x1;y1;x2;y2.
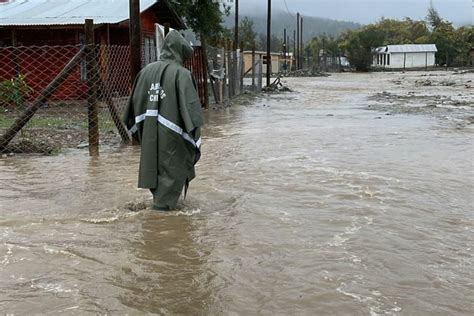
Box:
0;113;13;128
0;112;119;131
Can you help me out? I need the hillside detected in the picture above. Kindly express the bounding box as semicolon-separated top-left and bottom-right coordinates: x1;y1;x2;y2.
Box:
223;10;361;42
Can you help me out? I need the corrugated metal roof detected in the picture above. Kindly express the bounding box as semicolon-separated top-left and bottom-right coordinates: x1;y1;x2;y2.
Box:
0;0;158;25
386;44;438;53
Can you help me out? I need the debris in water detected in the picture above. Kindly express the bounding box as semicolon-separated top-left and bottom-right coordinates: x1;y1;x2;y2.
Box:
262;76;293;93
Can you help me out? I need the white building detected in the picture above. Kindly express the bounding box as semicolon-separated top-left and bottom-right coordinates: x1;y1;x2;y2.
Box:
372;44;437;69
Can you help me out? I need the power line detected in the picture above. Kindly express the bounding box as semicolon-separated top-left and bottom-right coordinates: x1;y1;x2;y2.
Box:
282;0;295;18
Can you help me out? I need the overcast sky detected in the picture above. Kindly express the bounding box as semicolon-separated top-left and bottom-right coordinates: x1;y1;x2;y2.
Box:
231;0;472;26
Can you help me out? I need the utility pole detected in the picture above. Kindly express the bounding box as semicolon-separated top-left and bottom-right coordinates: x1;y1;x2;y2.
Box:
300;16;304;69
234;0;239;46
287;34;290;71
283;28;287;72
296;12;300;70
293;30;296;71
266;0;271;87
129;0;141;85
233;0;239;96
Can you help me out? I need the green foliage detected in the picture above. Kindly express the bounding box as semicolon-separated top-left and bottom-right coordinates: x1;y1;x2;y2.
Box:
340;27;385;71
375;18;430;44
453;25;474;66
0;75;33;108
307;34;341;60
426;0;443;29
168;0;229;39
256;34;282;52
312;3;472;71
240;17;258;50
430;21;457;66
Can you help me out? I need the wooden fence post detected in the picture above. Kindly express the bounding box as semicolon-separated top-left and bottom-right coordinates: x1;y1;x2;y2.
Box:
129;0;141;86
223;39;229;104
257;58;263;92
227;40;234;98
240;40;244;93
252;42;256;91
200;36;210;108
85;19;99;156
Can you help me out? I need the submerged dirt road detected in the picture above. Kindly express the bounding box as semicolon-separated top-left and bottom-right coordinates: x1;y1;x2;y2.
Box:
1;71;473;315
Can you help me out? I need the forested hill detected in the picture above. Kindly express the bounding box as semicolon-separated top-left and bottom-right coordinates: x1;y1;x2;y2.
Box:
224;11;361;41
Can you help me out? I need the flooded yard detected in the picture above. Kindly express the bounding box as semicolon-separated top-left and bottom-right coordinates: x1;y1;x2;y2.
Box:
1;71;473;315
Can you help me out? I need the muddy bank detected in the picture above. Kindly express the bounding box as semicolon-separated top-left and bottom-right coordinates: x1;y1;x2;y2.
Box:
367;71;473;127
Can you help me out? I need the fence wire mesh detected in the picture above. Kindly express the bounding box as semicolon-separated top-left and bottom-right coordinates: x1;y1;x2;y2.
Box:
0;45;132;154
206;43;264;106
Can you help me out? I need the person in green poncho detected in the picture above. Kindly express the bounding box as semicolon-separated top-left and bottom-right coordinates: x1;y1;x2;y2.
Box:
124;30;203;211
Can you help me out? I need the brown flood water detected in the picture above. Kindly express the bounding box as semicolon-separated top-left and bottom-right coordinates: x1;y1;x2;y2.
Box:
1;72;473;315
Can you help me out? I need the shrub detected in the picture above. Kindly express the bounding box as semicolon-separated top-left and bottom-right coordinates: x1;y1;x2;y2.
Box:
0;75;33;109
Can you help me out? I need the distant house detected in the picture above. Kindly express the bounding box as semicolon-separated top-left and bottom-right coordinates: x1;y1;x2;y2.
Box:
0;0;185;100
242;51;292;74
372;44;438;69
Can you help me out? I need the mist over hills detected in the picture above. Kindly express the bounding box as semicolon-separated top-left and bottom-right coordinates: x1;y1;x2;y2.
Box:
223;10;361;42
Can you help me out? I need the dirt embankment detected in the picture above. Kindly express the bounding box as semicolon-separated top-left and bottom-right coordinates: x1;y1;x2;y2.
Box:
368;71;473;126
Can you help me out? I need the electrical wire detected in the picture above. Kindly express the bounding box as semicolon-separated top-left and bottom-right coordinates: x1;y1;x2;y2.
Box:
282;0;295;17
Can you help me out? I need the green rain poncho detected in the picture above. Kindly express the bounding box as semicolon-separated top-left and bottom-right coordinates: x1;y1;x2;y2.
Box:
124;30;203;210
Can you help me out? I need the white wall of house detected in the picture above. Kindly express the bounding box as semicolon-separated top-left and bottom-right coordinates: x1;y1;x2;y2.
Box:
373;45;437;69
373;52;436;68
391;52;435;68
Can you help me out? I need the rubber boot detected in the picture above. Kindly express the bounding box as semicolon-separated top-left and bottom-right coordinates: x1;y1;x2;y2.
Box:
150;189;171;211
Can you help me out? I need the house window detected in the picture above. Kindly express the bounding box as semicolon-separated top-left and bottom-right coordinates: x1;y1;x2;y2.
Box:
383;54;386;65
387;54;390;65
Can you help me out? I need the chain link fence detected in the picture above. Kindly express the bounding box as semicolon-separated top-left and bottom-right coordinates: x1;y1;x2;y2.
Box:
0;44;132;154
0;41;255;155
206;42;263;106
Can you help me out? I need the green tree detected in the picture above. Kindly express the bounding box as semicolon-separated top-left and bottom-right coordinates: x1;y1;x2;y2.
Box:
168;0;229;39
426;0;443;29
240;17;258;50
430;21;457;66
256;34;282;52
340;26;385;71
375;18;429;44
454;26;474;66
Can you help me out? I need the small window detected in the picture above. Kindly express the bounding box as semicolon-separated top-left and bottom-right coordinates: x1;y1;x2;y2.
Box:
387;54;390;65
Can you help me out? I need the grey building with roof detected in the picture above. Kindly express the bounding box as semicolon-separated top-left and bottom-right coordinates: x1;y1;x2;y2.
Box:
372;44;438;69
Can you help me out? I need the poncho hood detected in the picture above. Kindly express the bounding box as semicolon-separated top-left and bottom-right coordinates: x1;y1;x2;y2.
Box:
160;30;194;65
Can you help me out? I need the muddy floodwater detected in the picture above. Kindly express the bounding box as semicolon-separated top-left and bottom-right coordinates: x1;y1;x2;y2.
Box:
1;71;473;315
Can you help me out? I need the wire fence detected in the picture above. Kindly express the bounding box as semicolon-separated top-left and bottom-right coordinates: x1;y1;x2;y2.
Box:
206;42;265;105
0;44;134;154
0;41;266;155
